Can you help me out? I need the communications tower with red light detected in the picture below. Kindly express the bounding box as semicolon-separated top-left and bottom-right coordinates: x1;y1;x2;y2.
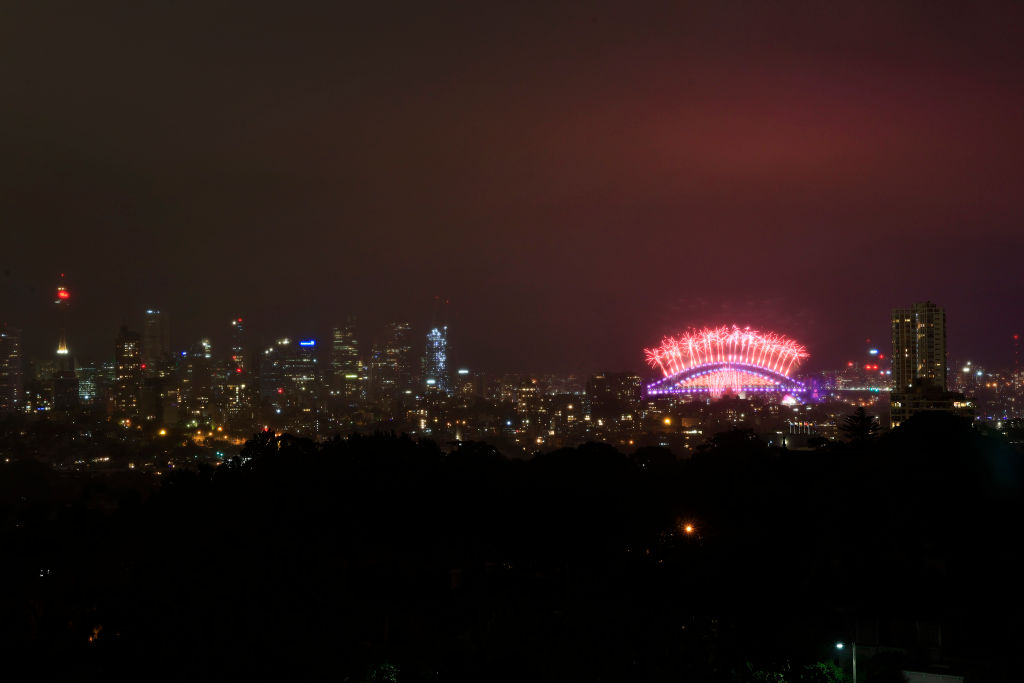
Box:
52;273;79;410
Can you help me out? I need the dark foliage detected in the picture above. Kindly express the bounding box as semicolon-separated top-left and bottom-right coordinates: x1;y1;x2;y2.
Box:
1;415;1022;682
839;407;880;445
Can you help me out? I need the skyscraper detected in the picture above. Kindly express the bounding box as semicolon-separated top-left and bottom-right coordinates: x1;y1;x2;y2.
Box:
142;309;170;377
180;338;213;418
422;325;449;393
230;317;246;374
386;322;414;394
330;319;362;400
114;325;143;417
224;318;251;418
891;301;946;392
890;302;970;428
370;322;414;401
0;326;23;413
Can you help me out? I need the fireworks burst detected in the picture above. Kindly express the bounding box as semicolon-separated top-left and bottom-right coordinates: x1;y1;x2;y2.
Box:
644;325;808;395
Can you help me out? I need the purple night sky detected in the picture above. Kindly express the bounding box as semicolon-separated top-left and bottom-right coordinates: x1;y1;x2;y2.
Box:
2;2;1022;373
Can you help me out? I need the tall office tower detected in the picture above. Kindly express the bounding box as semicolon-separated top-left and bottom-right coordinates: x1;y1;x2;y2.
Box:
180;338;213;417
113;325;143;417
259;339;287;411
76;364;98;404
259;338;319;413
142;309;170;377
368;322;414;401
422;325;449;393
230;317;246;373
224;318;250;418
330;319;361;400
287;339;320;398
384;321;414;394
891;302;947;392
367;342;388;401
0;326;23;413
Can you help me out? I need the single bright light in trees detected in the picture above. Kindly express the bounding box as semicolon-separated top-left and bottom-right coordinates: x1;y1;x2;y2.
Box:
683;524;694;534
663;417;671;425
835;642;844;650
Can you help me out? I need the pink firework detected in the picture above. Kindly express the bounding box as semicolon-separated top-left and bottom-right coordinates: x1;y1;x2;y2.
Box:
645;325;809;378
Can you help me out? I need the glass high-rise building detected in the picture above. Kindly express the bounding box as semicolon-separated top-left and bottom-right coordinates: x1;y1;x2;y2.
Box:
142;309;170;377
114;325;143;417
0;327;23;413
422;325;449;393
370;322;413;400
330;319;362;400
230;317;246;374
181;338;213;417
260;337;320;411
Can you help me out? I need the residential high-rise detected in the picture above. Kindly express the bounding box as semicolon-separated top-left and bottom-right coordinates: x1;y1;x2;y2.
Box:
890;302;971;428
142;309;170;377
0;326;23;413
113;325;143;417
891;302;946;392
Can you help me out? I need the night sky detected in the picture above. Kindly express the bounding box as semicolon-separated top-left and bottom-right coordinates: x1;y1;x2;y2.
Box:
2;1;1023;374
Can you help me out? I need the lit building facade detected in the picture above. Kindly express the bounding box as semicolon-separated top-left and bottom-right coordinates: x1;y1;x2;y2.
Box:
180;338;213;418
0;327;23;413
422;325;449;393
142;309;170;377
890;302;971;428
370;322;414;400
330;320;362;400
113;326;143;417
224;318;251;418
891;302;946;392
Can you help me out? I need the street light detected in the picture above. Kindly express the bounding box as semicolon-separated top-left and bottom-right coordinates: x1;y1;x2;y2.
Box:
835;641;857;683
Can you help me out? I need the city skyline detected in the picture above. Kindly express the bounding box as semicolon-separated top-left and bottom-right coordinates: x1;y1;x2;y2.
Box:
2;3;1023;372
0;286;1019;376
0;284;1018;378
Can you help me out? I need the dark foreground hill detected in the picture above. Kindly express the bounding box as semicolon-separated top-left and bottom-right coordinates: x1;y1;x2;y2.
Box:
1;414;1022;682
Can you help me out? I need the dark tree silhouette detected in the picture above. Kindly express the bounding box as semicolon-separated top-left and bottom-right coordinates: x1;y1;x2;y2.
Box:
840;406;879;444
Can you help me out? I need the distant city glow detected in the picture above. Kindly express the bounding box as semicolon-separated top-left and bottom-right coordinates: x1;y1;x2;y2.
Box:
645;325;808;396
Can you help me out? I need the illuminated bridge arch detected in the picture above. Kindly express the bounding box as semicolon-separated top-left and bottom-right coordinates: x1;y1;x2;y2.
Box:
646;361;805;395
644;326;808;397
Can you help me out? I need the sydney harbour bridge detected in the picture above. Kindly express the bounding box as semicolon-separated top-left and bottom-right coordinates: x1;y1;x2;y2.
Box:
645;325;808;397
